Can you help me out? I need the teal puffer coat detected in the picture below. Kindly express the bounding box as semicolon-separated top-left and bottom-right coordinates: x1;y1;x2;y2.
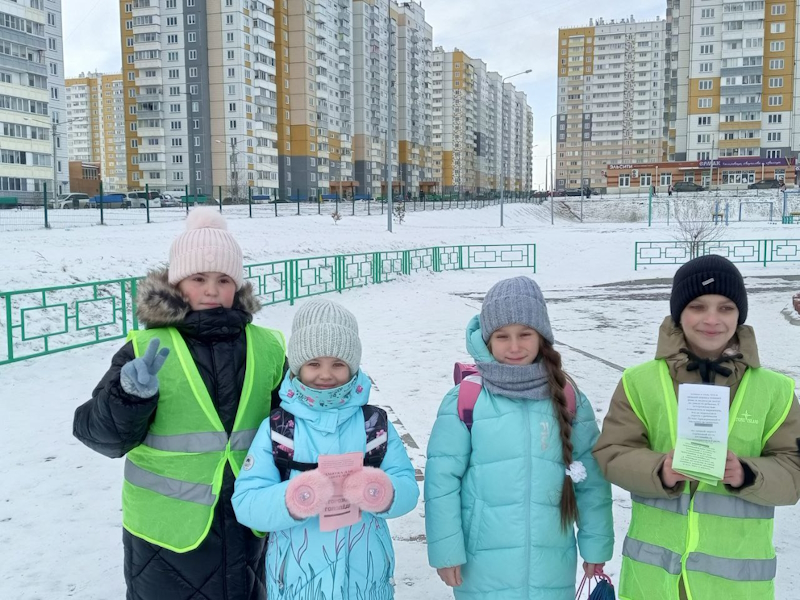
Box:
424;315;614;599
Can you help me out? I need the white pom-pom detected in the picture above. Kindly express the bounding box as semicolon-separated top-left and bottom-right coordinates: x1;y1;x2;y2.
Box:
565;461;587;484
185;207;227;231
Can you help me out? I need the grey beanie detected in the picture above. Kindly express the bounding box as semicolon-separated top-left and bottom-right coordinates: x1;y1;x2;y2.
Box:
480;276;554;344
287;299;362;376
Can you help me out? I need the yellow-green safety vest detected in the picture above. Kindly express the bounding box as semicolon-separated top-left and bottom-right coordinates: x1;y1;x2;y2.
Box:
122;324;286;553
619;359;795;600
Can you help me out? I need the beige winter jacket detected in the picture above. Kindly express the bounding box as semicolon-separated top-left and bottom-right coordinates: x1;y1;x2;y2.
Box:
593;316;800;599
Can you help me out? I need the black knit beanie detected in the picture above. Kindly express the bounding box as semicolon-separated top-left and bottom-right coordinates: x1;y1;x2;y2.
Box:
670;255;748;325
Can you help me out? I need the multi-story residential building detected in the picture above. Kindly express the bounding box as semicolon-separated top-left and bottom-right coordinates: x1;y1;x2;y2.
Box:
556;17;669;192
274;0;353;201
45;0;67;195
433;47;532;196
668;0;799;178
352;0;396;199
66;72;128;191
119;0;279;200
396;0;433;198
0;0;62;202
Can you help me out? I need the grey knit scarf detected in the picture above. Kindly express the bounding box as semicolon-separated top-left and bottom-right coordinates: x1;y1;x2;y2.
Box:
476;359;552;400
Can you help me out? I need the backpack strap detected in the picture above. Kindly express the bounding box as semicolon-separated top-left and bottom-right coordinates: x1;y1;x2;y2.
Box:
270;405;389;481
269;407;318;482
456;374;484;431
457;374;580;432
362;405;389;468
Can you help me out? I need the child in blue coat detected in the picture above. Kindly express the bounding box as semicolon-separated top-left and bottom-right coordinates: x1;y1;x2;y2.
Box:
424;277;614;599
232;299;419;599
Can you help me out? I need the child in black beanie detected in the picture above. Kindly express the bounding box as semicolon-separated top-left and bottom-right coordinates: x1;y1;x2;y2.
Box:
594;254;800;600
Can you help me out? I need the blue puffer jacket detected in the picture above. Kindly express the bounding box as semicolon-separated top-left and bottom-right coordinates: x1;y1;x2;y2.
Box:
232;370;419;600
424;316;614;599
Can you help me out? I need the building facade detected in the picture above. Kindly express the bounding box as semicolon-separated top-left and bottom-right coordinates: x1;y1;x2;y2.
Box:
668;0;799;164
274;0;353;201
66;72;128;191
0;0;63;202
119;0;279;199
556;17;669;192
396;0;433;197
432;47;532;196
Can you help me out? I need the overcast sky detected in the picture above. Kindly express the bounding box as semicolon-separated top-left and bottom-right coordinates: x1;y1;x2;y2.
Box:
61;0;666;187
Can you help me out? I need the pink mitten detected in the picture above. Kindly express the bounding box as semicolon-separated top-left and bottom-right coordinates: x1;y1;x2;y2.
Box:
285;470;334;519
343;467;394;513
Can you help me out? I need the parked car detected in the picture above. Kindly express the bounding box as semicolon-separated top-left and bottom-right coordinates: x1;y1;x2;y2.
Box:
158;194;182;207
50;193;90;209
89;193;127;208
564;187;593;197
748;179;782;189
672;181;705;193
124;192;162;208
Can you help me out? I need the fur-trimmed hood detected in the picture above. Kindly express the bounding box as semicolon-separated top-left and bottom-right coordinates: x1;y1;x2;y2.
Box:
136;267;261;327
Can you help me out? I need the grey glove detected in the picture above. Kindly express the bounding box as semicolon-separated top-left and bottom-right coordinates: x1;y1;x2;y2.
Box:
120;338;170;399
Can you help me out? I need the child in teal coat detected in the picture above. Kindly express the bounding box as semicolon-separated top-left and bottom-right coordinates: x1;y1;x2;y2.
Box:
424;277;614;599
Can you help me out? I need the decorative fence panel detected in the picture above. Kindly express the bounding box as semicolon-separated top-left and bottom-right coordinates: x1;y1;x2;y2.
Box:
634;239;800;270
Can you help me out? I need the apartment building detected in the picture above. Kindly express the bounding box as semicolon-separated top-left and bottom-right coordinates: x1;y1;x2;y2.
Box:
396;0;433;197
433;47;532;196
556;17;669;192
352;0;397;199
66;72;128;191
119;0;279;200
0;0;64;201
668;0;799;174
274;0;353;201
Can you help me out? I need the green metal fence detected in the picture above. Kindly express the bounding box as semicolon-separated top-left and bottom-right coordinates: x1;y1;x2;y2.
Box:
634;239;800;270
0;243;535;365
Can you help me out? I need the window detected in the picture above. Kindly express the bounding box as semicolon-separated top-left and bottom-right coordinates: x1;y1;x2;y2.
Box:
166;16;178;26
770;22;786;34
701;8;715;18
698;116;711;126
168;52;179;61
169;103;181;113
766;150;782;159
229;102;237;112
770;59;785;70
768;95;783;106
700;45;714;55
172;155;183;164
226;15;234;25
768;114;782;124
639;174;652;187
228;68;235;78
187;14;196;25
767;132;781;142
168;69;179;79
699;62;713;73
769;77;784;88
660;173;672;186
698;98;712;108
697;134;711;143
770;41;785;52
188;32;197;42
167;34;178;44
700;26;714;36
227;32;234;43
189;67;198;77
170;121;182;130
699;80;713;90
229;120;237;129
166;0;176;7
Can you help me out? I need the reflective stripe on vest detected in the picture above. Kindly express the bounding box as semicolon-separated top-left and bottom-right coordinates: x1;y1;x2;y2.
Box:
122;324;286;552
619;359;794;600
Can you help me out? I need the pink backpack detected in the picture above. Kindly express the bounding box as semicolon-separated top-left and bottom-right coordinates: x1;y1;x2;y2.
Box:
454;362;578;430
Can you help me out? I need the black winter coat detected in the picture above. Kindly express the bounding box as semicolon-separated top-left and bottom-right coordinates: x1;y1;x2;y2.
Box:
73;269;287;600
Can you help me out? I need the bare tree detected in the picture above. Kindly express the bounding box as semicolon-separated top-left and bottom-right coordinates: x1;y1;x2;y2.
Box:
672;198;724;259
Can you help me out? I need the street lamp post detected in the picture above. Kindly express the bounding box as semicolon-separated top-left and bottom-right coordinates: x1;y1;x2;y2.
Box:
500;69;532;227
215;138;242;207
549;113;557;225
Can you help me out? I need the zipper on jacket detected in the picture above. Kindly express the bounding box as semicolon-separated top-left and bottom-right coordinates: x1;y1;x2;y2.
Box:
524;402;532;600
209;344;229;600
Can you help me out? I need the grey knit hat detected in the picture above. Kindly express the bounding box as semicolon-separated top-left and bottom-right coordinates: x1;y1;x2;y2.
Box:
288;299;362;376
480;276;554;344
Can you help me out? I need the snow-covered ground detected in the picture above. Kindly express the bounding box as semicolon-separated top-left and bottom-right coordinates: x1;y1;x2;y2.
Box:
1;204;799;599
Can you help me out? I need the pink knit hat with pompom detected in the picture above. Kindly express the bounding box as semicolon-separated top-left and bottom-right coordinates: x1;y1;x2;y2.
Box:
168;208;244;289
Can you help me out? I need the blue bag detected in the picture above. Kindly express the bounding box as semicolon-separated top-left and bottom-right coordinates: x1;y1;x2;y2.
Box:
577;574;615;600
